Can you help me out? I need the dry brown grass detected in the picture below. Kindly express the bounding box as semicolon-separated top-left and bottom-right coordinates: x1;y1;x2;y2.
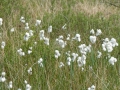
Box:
72;0;118;18
21;0;63;20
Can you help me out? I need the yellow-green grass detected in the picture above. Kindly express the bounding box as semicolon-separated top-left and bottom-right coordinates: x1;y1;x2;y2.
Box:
0;0;120;89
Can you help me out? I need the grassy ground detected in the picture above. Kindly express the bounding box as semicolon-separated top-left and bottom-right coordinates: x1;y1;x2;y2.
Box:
0;0;120;90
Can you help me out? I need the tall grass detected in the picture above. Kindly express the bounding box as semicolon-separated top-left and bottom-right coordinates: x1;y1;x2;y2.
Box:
0;0;120;90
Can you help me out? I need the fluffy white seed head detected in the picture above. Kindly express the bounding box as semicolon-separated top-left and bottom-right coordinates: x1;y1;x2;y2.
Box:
44;37;49;45
75;34;81;42
97;51;102;58
96;29;102;36
39;30;45;40
48;25;52;33
0;18;3;26
71;53;78;62
62;24;67;30
90;36;96;44
78;44;91;55
8;81;13;89
25;23;29;30
0;77;6;82
90;29;95;35
10;28;15;32
110;38;118;47
58;39;66;48
29;30;33;36
67;57;71;65
0;72;6;82
28;50;32;54
26;84;32;90
1;41;5;49
66;34;70;40
1;72;6;76
24;32;30;41
59;62;64;68
77;55;86;67
20;16;25;23
55;50;61;59
109;57;117;65
35;20;41;26
28;67;32;75
38;58;43;64
18;88;22;90
88;85;95;90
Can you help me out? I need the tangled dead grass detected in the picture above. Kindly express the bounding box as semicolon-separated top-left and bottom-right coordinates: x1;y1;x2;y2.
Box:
72;0;118;18
21;0;63;20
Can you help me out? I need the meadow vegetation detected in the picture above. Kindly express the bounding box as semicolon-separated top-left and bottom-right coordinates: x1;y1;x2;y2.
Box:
0;0;120;90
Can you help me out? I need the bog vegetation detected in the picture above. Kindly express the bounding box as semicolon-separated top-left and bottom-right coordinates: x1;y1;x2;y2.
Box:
0;0;120;90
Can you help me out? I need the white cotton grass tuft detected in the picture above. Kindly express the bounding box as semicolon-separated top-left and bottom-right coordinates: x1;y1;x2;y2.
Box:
24;30;33;41
56;35;67;48
102;38;118;52
1;41;5;49
72;34;81;42
110;38;118;47
29;30;34;36
62;24;67;30
29;47;32;50
58;35;64;39
35;20;41;26
25;23;29;30
17;48;25;56
97;51;102;58
109;56;117;65
38;58;44;67
39;30;49;45
78;44;91;55
48;25;52;33
89;36;96;44
67;56;71;65
20;16;25;23
71;53;78;62
90;29;95;35
77;55;86;67
90;29;102;36
59;62;64;68
7;81;13;89
27;67;32;75
34;42;37;45
96;29;102;36
55;50;61;59
28;47;32;54
44;37;49;45
66;34;70;40
0;18;3;26
0;72;6;82
65;51;71;57
102;42;113;52
26;84;32;90
24;80;32;90
24;32;30;41
88;85;96;90
10;28;15;32
39;30;45;40
58;40;67;48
